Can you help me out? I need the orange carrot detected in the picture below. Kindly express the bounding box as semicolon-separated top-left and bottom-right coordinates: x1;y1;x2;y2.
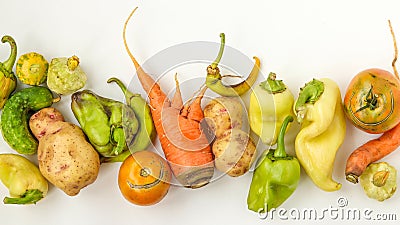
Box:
122;7;214;188
345;122;400;184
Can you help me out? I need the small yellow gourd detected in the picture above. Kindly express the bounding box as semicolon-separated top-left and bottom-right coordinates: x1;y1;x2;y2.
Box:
16;52;49;86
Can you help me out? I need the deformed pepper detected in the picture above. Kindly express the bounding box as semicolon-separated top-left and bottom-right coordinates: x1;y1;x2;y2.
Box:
71;90;139;159
0;35;17;109
359;162;397;201
247;115;300;213
294;78;346;192
0;153;48;204
206;33;260;96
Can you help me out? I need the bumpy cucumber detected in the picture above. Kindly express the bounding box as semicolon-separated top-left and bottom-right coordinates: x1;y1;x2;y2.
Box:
1;86;58;155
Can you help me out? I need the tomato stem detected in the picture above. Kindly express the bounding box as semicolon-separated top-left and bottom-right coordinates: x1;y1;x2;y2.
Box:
140;168;151;177
356;85;379;112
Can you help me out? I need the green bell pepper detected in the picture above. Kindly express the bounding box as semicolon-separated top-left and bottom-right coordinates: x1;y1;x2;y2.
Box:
247;115;300;213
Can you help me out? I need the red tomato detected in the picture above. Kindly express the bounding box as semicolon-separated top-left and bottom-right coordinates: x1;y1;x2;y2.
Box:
343;68;400;133
118;150;172;206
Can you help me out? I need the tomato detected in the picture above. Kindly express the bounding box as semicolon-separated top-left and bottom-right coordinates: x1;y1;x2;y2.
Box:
118;150;172;206
343;68;400;134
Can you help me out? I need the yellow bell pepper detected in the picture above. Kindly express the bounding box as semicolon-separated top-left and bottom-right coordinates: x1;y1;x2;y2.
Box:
294;78;346;192
249;73;295;145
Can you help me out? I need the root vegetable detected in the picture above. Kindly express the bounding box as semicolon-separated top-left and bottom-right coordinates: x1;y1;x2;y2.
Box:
345;122;400;183
122;7;214;188
204;97;256;177
29;107;100;196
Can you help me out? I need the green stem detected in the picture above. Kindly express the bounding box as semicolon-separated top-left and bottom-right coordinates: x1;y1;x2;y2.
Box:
107;77;140;100
274;115;294;158
1;35;17;72
260;72;287;94
3;189;44;205
295;79;324;112
211;33;225;69
108;77;127;93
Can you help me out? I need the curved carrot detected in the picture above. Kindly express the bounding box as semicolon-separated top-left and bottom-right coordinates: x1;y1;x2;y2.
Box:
345;123;400;184
122;7;214;188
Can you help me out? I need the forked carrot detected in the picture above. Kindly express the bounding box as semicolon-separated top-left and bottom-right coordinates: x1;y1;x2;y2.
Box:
122;7;214;188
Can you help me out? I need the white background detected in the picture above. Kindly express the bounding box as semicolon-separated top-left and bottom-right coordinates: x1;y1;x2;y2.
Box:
1;0;400;224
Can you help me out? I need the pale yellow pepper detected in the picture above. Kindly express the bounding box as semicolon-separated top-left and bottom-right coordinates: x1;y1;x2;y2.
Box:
294;78;346;192
0;153;48;204
249;72;295;145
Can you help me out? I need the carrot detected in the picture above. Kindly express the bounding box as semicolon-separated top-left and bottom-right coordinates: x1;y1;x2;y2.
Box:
122;7;214;188
345;122;400;184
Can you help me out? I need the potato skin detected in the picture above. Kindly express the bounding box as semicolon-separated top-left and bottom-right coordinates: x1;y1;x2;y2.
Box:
30;108;100;196
204;97;256;177
212;128;256;177
204;97;243;138
29;107;65;139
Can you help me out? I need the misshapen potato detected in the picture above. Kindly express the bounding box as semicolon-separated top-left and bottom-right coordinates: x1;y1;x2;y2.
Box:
204;97;243;137
29;107;100;196
213;128;256;177
204;97;256;177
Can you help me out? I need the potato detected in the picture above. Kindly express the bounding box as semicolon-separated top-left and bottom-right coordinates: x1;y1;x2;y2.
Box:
213;128;256;177
29;107;65;139
204;97;243;138
204;97;256;177
29;107;100;196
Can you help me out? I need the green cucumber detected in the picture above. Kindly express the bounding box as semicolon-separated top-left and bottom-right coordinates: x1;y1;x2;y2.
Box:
1;86;59;155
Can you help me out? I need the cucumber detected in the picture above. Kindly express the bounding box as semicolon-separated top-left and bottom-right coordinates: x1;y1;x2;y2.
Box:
1;86;58;155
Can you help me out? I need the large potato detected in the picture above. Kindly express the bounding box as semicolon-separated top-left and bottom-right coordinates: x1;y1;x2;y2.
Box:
204;97;243;138
204;97;256;177
29;107;100;196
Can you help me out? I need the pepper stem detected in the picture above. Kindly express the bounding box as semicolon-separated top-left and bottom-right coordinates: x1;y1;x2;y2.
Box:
295;79;324;122
274;115;294;158
260;72;287;94
1;35;17;72
211;33;225;69
3;189;44;205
